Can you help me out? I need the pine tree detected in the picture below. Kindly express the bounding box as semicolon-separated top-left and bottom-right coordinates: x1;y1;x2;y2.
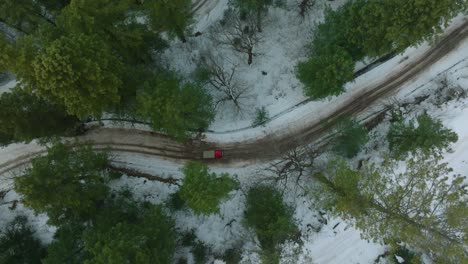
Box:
83;202;175;264
296;45;354;99
179;161;238;215
0;0;56;35
332;117;369;158
387;112;458;158
145;0;193;42
245;185;297;264
137;74;215;141
0;216;47;264
14;142;110;226
314;152;468;263
57;0;164;65
44;194;176;264
0;35;37;83
32;33;123;117
42;222;86;264
0;87;79;145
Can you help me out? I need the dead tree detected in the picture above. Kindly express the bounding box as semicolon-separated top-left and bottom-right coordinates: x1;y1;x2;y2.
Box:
212;9;262;65
261;146;318;191
199;53;250;113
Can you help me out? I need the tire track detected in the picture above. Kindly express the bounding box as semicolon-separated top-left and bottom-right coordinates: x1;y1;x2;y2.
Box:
1;20;468;175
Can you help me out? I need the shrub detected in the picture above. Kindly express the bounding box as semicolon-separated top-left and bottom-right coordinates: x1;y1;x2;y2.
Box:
252;106;269;127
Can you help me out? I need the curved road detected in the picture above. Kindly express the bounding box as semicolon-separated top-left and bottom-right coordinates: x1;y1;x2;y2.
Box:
1;19;468;175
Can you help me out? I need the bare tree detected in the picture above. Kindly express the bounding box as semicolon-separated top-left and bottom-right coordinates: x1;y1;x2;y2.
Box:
211;9;262;65
261;146;318;191
198;52;250;112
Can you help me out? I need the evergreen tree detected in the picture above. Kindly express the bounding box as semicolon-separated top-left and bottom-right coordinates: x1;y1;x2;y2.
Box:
57;0;164;65
332;117;369;158
245;185;297;264
42;222;87;264
44;194;176;264
387;112;458;158
83;202;175;264
15;142;110;226
137;74;215;141
315;152;468;263
179;161;238;215
0;216;47;264
0;0;56;35
297;0;467;98
0;35;37;83
145;0;193;42
32;33;123;117
296;45;354;99
0;87;79;145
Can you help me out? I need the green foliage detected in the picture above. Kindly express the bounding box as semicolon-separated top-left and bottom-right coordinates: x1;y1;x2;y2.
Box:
145;0;193;41
252;106;269;127
15;142;110;225
137;75;215;141
44;193;176;264
245;185;297;263
314;160;367;218
387;112;458;158
296;45;354;99
222;248;243;264
298;0;467;98
0;0;54;34
192;241;208;264
42;222;87;264
0;87;79;145
56;0;164;65
179;161;238;215
83;203;175;264
166;191;186;211
32;33;123;117
316;151;468;262
388;243;421;264
0;35;37;82
382;0;467;54
0;216;47;264
332;118;369;158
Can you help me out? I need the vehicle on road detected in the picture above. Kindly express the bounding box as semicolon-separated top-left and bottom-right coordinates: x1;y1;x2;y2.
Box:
203;149;223;159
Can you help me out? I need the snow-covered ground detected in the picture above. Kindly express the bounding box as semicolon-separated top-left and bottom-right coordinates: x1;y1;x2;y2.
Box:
1;1;468;263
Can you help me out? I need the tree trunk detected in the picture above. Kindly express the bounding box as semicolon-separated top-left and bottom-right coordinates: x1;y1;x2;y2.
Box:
256;9;262;33
247;47;253;65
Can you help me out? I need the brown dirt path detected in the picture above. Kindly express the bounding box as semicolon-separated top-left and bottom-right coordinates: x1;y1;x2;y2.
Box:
1;19;468;174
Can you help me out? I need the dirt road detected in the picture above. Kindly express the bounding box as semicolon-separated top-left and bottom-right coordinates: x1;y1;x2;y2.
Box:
1;19;468;174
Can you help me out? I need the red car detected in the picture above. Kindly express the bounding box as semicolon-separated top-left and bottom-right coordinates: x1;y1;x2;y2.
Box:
202;149;223;159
